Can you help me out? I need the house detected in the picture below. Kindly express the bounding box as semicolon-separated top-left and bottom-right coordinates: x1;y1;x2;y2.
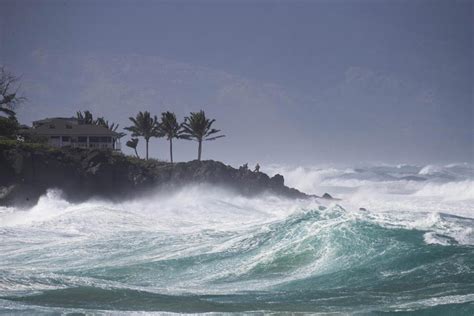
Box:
24;117;122;150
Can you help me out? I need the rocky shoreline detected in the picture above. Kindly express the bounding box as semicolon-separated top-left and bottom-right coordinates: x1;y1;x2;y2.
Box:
0;142;329;207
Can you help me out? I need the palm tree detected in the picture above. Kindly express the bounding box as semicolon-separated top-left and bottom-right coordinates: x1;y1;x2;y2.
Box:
126;138;140;158
95;117;126;138
181;110;225;161
124;111;160;160
157;111;185;163
76;110;94;124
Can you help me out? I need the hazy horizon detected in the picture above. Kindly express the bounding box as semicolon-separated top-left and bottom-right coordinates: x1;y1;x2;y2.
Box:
1;0;472;165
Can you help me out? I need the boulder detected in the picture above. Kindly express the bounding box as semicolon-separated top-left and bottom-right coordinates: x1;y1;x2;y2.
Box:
322;193;333;199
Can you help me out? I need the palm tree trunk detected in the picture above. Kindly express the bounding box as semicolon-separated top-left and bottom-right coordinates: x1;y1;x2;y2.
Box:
145;138;149;160
134;148;139;159
198;139;202;161
169;138;173;163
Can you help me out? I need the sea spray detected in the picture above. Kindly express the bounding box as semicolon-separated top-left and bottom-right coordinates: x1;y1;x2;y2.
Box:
1;164;473;314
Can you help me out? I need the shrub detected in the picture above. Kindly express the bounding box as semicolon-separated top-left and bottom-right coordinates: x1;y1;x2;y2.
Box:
0;116;19;139
18;131;49;144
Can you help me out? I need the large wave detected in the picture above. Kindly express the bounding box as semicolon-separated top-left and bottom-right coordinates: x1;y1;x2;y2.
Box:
0;163;473;314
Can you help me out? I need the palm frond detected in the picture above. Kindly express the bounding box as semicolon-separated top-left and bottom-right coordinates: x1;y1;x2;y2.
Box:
126;138;139;148
205;135;226;141
180;110;224;142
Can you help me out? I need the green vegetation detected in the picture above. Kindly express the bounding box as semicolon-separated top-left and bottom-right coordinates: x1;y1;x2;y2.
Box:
19;131;48;144
0;139;60;152
181;110;225;161
0;116;19;140
121;154;166;168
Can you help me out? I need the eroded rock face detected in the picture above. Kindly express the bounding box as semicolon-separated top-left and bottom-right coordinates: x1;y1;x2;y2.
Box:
0;144;309;206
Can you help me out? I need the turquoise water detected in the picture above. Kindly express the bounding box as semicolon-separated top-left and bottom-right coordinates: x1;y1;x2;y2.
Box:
1;164;473;314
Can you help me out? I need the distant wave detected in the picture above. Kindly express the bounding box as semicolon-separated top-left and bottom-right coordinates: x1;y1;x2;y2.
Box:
264;163;474;217
414;180;474;201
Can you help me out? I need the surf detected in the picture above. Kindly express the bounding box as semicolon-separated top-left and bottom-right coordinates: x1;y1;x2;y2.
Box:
0;164;473;314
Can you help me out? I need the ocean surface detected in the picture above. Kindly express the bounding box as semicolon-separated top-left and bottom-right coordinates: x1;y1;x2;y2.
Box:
0;163;473;315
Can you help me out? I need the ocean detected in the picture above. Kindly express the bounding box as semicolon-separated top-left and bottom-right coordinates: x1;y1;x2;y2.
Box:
1;163;473;315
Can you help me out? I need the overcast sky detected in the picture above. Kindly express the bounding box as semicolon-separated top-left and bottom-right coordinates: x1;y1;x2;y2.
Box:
1;0;472;165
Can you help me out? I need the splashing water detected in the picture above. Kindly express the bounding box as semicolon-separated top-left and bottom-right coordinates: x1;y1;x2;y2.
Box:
0;164;473;314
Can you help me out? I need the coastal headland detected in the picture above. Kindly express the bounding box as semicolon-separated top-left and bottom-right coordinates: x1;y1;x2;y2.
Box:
0;142;329;206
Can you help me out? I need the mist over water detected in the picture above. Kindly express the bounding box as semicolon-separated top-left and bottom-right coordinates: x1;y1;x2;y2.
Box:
1;163;473;314
265;162;474;217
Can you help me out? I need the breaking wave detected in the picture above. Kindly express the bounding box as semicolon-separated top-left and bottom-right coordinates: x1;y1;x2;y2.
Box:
0;163;473;314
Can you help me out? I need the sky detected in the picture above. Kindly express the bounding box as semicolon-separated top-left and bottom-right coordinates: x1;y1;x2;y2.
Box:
1;0;472;166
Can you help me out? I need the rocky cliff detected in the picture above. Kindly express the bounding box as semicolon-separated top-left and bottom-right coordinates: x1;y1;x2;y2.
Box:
0;142;312;206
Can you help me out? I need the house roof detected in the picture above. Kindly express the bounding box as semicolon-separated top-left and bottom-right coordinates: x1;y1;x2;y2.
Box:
26;118;120;137
33;117;78;125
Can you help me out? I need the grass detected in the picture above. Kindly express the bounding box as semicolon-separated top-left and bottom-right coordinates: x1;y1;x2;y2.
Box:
121;154;169;167
0;139;58;152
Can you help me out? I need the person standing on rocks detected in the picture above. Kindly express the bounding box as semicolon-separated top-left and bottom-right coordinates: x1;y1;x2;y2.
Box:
254;163;260;173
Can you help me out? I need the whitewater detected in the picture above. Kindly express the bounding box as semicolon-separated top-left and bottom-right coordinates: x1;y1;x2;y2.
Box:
0;163;473;315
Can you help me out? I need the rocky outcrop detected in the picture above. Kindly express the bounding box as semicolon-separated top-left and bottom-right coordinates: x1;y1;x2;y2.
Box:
0;143;311;206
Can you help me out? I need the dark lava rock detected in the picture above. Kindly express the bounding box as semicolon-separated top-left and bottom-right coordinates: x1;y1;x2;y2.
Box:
0;143;310;206
322;193;333;199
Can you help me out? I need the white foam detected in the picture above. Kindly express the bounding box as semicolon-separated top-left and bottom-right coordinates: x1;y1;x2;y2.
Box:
0;189;72;227
265;163;474;218
418;164;443;175
393;293;474;309
423;232;452;245
414;180;474;201
0;185;322;234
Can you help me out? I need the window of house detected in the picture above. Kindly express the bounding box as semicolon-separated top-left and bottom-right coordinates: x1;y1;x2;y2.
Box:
89;137;100;143
50;136;59;139
62;136;70;142
66;125;72;129
49;124;55;129
78;137;87;143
